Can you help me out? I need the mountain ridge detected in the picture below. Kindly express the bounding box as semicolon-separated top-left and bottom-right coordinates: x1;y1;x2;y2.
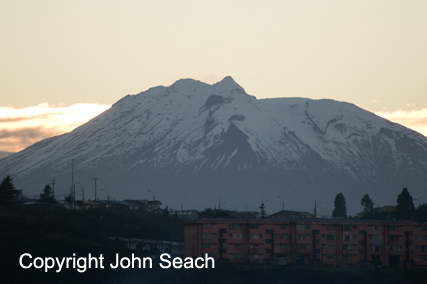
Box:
1;77;426;214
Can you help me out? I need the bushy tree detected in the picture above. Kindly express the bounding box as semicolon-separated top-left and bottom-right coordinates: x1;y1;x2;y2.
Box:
395;188;415;220
199;208;232;218
332;193;347;218
0;175;15;206
65;194;74;205
39;184;56;204
361;194;374;215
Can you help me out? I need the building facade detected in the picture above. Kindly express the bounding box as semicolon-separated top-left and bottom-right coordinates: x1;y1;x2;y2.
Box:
184;219;427;268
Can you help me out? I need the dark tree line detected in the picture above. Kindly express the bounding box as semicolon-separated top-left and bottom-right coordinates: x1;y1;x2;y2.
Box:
332;188;427;221
0;175;58;206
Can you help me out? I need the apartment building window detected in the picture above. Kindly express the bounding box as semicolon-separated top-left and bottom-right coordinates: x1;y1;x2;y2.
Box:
326;254;336;259
420;226;427;231
326;244;336;250
219;238;227;244
327;225;333;230
249;254;260;261
203;223;212;229
359;250;366;255
266;239;273;244
230;233;242;239
343;225;352;231
359;230;367;235
249;233;263;239
266;249;273;253
359;240;366;245
313;230;320;234
266;229;274;234
296;234;305;240
343;244;353;251
389;225;398;231
420;246;427;253
326;234;334;241
296;244;306;249
281;234;288;239
415;235;427;240
280;244;287;250
202;243;210;249
219;248;227;253
343;254;353;260
389;245;403;252
374;245;382;252
228;224;241;229
374;225;381;231
232;253;243;259
281;224;287;229
373;235;382;242
343;235;352;241
234;244;242;249
250;224;259;229
202;233;212;239
389;235;397;241
296;224;310;230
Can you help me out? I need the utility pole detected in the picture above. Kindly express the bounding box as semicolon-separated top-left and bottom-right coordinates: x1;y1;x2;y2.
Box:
93;178;99;201
71;159;74;196
279;196;284;211
51;180;56;198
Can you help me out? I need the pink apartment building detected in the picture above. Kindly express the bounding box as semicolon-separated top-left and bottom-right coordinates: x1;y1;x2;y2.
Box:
185;219;427;268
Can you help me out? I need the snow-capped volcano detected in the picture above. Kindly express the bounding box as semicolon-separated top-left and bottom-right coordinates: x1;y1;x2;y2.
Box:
1;76;427;214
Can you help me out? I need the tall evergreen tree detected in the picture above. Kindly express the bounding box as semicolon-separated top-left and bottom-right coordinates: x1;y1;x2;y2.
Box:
361;194;374;215
39;184;56;204
332;193;347;218
415;203;427;222
395;188;415;220
0;175;15;206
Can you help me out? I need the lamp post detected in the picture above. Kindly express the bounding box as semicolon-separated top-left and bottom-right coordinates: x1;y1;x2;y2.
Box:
101;188;111;201
93;178;99;201
148;190;155;201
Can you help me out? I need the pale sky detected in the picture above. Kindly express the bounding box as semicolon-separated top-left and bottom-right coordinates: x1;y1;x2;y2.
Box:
1;0;427;152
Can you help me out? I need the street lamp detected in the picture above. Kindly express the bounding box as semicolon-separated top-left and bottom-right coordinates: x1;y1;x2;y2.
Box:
148;190;155;201
101;188;111;201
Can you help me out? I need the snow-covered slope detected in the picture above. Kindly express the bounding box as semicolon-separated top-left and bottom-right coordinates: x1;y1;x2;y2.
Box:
1;76;427;214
